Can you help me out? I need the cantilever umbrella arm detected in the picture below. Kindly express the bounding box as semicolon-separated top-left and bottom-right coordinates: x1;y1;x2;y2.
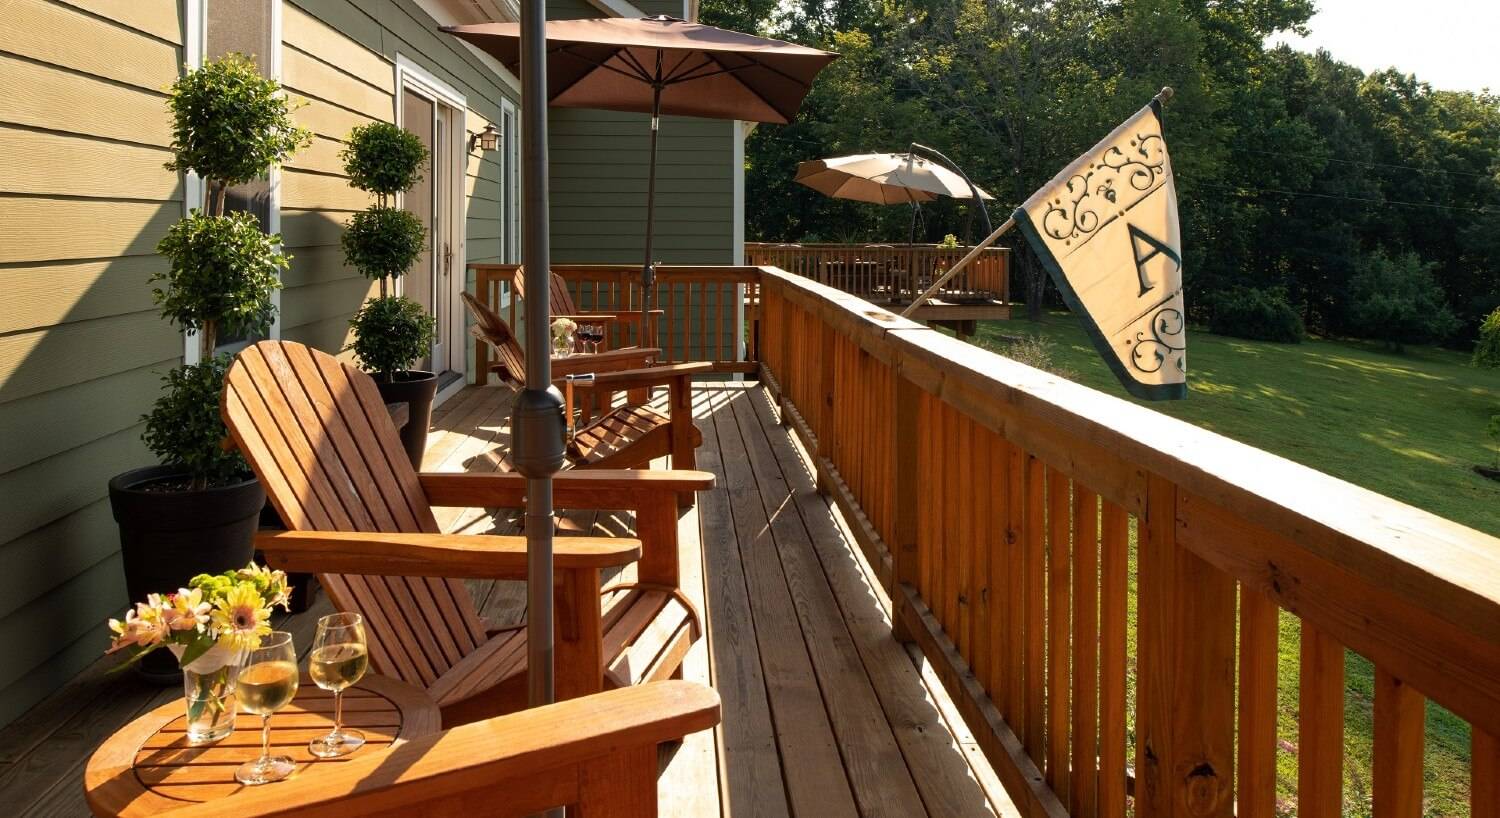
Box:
906;142;992;238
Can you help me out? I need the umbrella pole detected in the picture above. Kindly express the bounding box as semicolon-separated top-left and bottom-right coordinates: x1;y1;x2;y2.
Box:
641;84;662;348
512;0;564;716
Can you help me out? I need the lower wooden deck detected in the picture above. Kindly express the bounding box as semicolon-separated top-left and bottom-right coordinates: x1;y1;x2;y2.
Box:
1;380;1014;817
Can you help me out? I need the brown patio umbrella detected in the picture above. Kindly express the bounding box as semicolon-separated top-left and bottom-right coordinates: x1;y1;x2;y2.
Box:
443;16;837;339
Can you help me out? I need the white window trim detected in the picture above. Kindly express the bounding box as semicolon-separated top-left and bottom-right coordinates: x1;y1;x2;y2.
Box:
181;0;284;363
500;96;519;264
395;55;470;377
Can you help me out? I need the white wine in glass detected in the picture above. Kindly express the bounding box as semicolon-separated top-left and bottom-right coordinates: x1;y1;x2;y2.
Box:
235;631;299;785
308;612;368;758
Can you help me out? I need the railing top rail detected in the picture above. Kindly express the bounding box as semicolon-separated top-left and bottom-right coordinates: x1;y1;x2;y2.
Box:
468;263;763;284
757;264;1500;725
745;241;1009;252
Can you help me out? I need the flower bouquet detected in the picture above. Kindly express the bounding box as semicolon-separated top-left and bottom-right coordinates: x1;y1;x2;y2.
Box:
551;317;578;357
107;563;292;742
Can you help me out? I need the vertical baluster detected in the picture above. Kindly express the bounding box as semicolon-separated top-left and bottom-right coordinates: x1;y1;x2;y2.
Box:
917;392;934;602
969;425;992;695
1046;469;1073;802
1475;728;1499;816
1098;502;1128;818
1238;588;1279;818
1072;487;1100;818
1373;669;1424;818
1022;456;1047;759
942;403;961;635
1298;622;1346;818
1004;441;1025;726
987;434;1009;706
955;417;974;659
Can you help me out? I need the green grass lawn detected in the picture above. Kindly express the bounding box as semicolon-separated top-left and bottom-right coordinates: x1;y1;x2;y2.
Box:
967;314;1500;816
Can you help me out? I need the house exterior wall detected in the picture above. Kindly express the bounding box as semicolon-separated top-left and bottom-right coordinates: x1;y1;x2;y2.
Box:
0;0;520;728
0;0;187;728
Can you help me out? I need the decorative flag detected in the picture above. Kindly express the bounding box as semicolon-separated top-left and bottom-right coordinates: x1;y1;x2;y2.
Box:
1013;93;1185;400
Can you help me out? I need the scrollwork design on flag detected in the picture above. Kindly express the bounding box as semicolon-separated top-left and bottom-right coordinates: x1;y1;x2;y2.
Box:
1129;304;1185;375
1041;133;1168;243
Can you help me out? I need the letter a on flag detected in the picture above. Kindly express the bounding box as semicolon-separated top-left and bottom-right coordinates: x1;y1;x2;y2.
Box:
1013;92;1186;400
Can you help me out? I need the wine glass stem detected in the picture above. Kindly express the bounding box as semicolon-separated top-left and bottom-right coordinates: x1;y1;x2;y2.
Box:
260;714;271;766
333;689;343;738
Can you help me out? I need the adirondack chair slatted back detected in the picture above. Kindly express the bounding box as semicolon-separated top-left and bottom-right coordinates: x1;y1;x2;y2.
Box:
222;341;491;689
461;290;527;388
511;268;582;315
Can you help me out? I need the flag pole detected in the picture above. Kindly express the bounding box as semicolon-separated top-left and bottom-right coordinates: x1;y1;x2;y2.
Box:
899;217;1014;318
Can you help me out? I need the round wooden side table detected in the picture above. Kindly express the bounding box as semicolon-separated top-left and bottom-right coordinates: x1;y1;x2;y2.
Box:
84;673;439;817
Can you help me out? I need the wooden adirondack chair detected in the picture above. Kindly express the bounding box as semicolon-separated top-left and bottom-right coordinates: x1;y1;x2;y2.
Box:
156;682;721;817
461;291;707;472
515;268;666;350
221;340;712;726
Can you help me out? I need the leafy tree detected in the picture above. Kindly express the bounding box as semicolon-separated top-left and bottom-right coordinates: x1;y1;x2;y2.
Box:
145;54;305;489
1346;250;1461;350
1475;306;1500;368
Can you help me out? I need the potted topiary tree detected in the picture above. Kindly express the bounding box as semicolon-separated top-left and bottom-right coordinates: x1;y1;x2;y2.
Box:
340;122;437;466
108;54;307;679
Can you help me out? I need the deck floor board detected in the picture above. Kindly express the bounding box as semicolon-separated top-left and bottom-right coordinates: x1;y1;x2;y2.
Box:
3;381;1012;818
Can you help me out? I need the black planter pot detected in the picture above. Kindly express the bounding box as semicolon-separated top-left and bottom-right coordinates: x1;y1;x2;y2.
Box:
375;370;438;468
109;465;265;681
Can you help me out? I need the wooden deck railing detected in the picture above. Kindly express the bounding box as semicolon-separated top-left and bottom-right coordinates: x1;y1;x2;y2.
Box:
468;264;761;381
755;265;1500;817
745;242;1009;304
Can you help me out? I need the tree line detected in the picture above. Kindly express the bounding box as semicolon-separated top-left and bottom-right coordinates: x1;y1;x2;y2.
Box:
705;0;1500;347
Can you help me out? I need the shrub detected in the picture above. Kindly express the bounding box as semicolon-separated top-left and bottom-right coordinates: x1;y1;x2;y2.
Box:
341;122;428;199
1207;287;1304;343
347;296;436;382
997;333;1078;381
154;211;285;346
1474;306;1500;368
1346;251;1461;350
938;233;960;248
142;356;247;490
142;55;303;488
341;205;426;285
164;53;308;196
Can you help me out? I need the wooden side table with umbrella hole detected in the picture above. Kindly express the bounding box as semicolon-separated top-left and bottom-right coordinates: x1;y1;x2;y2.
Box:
84;673;439;817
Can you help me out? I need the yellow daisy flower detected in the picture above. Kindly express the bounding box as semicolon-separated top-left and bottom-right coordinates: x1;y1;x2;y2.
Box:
211;582;272;652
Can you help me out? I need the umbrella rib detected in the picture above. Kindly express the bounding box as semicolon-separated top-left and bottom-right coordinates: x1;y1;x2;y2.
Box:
554;44;652;85
692;51;806;121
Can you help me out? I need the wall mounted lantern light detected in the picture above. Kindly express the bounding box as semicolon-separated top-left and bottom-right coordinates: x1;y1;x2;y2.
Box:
470;123;500;152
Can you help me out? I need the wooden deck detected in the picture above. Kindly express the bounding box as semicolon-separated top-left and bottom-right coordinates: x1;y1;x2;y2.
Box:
0;380;1013;817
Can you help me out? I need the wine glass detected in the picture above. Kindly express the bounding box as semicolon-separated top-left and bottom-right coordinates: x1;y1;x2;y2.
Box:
235;631;299;785
307;612;369;758
581;323;597;354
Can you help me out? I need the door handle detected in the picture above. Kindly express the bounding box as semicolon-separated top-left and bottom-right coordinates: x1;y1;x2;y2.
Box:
442;242;452;276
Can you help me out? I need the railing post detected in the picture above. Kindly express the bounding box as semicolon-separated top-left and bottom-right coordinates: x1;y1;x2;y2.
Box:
890;374;921;642
1135;475;1236;818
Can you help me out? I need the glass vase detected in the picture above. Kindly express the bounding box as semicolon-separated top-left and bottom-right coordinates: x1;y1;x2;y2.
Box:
552;330;575;357
182;663;239;744
170;642;245;744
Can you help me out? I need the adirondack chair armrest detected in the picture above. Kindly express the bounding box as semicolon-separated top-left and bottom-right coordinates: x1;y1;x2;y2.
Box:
418;471;714;509
574;361;713;391
255;530;642;579
161;681;722;817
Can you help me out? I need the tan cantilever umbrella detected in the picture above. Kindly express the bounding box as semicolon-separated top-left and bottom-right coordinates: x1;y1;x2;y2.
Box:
795;153;994;204
444;16;837;342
